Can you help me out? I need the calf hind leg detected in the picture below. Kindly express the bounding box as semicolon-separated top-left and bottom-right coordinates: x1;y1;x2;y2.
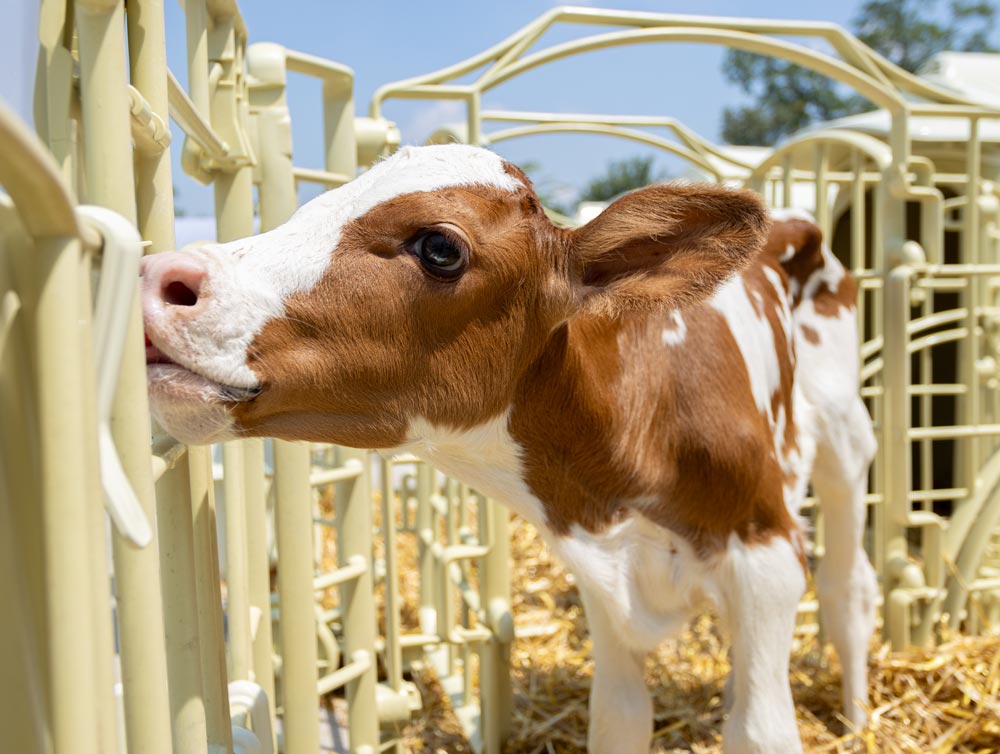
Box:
718;535;805;754
812;396;878;729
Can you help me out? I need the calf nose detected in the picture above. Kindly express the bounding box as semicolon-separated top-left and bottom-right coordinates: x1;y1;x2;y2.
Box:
141;252;209;312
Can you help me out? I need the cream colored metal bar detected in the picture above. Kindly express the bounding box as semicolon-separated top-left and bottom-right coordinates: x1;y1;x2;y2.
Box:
81;206;150;546
157;460;212;754
317;652;373;696
189;443;235;753
249;42;322;751
211;19;257;704
74;3;182;753
224;442;252;681
113;7;182;752
909;425;1000;441
371;8;974;117
481;110;756;170
379;455;407;754
483;123;719;177
292;165;354;187
172;9;255;752
152;435;189;481
284;48;353;80
35;0;77;187
313;557;368;591
129;84;172;155
478;494;514;751
336;447;381;751
881;266;913;643
242;438;277;751
279;46;357;183
310;464;364;486
0;102;108;754
0;102;79;238
168;69;233;164
272;441;321;754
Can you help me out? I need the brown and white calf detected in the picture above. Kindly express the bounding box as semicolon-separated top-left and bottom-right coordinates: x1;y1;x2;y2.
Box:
142;144;877;754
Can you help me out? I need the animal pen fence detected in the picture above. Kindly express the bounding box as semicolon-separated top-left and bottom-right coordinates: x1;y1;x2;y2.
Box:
1;3;999;754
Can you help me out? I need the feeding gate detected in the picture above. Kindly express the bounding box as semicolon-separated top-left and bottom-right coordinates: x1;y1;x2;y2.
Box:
2;4;1000;754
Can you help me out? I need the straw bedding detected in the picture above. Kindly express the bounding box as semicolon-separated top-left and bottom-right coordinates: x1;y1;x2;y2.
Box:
316;484;1000;753
398;515;1000;754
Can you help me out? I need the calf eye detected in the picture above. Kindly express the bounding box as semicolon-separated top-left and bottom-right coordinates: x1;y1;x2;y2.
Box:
412;231;467;280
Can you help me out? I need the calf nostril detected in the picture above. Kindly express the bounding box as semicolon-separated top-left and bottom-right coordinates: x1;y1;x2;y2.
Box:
163;279;200;307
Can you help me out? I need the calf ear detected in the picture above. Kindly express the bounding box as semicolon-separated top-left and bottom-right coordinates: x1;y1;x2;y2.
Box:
568;183;770;317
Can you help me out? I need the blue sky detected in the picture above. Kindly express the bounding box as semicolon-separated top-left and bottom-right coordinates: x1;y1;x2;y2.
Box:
3;1;994;217
162;1;882;215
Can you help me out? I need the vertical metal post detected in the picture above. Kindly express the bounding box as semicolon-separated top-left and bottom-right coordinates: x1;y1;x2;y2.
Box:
34;231;104;754
479;496;513;752
337;447;380;753
380;456;405;754
273;441;322;754
323;60;356;180
248;42;322;754
188;445;233;752
116;1;178;751
882;265;913;643
962;118;982;493
813;142;830;240
224;442;252;680
213;122;256;706
417;464;437;640
467;93;483;147
157;460;211;754
75;3;148;753
781;154;793;209
185;0;210;114
243;438;277;737
206;14;257;749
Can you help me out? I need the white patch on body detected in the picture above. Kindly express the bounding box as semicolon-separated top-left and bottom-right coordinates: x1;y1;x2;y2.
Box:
553;516;716;651
660;310;687;346
152;145;522;389
389;411;547;530
710;276;782;420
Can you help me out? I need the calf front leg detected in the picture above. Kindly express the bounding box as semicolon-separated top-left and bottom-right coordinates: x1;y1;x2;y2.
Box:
579;588;652;754
718;535;805;754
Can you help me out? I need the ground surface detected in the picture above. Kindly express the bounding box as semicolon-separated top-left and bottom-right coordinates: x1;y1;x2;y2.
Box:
399;515;1000;754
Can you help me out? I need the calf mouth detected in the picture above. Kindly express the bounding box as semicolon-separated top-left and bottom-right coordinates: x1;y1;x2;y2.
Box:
144;333;262;404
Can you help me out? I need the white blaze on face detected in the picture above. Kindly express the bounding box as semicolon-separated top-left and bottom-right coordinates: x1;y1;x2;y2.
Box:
150;145;522;390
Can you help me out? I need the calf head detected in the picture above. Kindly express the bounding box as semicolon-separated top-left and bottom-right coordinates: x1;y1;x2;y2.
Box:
142;145;769;446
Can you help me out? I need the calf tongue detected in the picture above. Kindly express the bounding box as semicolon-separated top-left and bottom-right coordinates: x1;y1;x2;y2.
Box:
145;334;175;365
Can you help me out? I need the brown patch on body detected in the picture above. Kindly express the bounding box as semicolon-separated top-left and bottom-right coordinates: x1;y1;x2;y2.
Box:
762;218;824;306
764;215;858;318
812;276;858;318
800;324;821;344
510;295;800;556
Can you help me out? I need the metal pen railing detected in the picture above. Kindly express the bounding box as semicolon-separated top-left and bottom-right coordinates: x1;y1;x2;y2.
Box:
7;5;1000;754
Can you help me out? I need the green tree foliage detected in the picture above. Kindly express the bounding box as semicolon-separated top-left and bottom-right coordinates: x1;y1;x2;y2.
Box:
580;155;665;202
721;0;997;146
